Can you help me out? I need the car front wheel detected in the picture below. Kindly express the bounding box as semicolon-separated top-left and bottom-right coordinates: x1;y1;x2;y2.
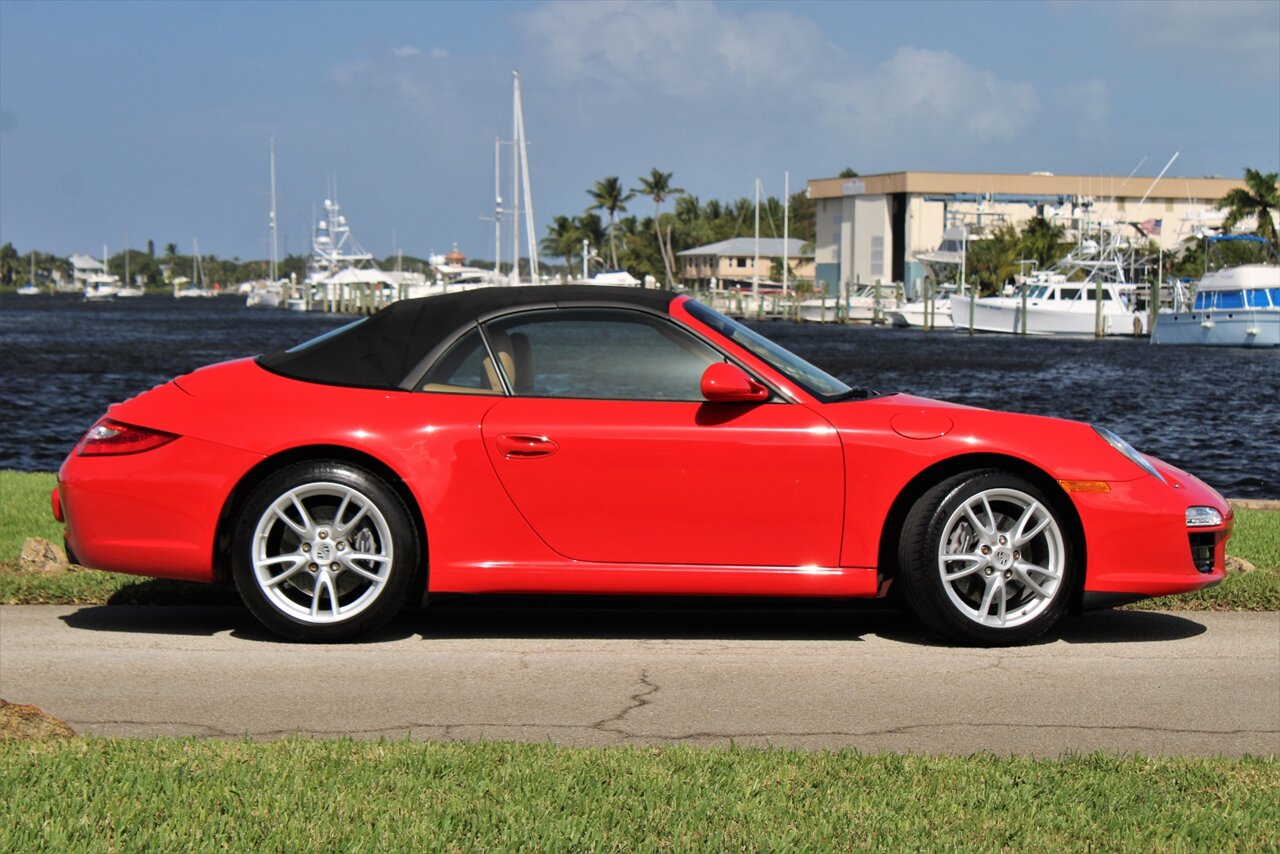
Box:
898;470;1077;645
231;461;419;641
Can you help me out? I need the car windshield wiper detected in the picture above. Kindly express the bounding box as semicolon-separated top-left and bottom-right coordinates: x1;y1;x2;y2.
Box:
828;386;880;402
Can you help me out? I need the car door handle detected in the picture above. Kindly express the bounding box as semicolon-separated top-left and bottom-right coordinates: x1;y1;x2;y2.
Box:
496;434;559;459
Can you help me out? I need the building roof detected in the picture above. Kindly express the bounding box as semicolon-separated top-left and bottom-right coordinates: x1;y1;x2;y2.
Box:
677;238;812;258
807;171;1252;201
69;254;106;271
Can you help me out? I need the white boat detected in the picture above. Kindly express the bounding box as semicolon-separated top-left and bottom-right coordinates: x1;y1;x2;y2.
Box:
245;279;288;308
949;222;1147;336
83;272;120;301
799;284;900;323
1152;235;1279;347
886;286;955;329
18;256;41;294
83;246;120;300
588;270;641;287
293;196;381;310
175;239;216;298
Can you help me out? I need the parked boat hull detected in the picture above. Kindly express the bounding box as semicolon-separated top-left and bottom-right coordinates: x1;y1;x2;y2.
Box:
1151;310;1280;347
949;294;1146;336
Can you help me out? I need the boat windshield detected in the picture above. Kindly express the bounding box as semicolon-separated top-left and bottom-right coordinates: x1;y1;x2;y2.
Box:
682;299;857;401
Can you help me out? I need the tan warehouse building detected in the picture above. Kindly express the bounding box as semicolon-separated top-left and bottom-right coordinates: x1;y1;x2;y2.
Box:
807;171;1254;297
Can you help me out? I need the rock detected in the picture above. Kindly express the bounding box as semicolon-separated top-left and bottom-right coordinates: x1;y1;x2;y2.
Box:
18;537;69;574
0;699;76;740
1225;555;1256;574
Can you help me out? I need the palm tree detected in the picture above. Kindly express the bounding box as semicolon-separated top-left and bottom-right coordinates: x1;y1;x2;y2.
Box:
1217;168;1279;252
674;194;701;224
1018;217;1067;271
636;169;684;287
573;213;608;270
540;215;581;274
586;177;635;269
0;242;17;287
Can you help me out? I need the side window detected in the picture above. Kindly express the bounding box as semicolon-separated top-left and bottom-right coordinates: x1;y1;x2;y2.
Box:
483;309;721;401
419;327;503;394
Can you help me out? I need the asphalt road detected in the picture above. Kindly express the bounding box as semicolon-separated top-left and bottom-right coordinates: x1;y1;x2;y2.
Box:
2;601;1277;756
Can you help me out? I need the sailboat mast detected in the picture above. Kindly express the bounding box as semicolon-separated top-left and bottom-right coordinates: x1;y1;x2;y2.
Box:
494;136;502;278
783;172;790;294
752;179;760;308
514;71;538;283
510;72;521;285
269;137;278;282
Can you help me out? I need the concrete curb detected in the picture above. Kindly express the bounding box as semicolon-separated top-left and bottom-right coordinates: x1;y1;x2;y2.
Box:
1229;499;1280;511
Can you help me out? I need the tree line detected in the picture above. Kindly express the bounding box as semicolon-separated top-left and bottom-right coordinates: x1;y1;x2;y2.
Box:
2;168;1273;292
540;168;816;286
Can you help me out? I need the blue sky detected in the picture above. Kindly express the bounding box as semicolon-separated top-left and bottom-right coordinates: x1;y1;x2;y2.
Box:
1;0;1277;262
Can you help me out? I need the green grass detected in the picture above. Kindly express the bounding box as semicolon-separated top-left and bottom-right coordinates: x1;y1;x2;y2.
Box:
0;740;1276;851
3;469;1277;609
0;469;62;562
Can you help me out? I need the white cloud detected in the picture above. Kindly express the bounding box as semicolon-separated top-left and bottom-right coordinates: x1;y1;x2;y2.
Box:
820;47;1039;146
1103;0;1279;78
392;46;422;58
518;2;1040;159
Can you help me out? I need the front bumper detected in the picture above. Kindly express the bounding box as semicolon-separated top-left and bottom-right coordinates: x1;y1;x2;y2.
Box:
1073;465;1231;600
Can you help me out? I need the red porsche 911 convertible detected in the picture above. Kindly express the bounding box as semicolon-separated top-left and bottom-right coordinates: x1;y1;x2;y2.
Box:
54;286;1230;644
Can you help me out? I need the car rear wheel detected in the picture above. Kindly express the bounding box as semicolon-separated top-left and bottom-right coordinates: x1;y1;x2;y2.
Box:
898;470;1077;645
231;461;418;642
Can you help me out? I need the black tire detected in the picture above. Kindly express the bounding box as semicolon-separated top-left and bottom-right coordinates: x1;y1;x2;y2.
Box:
231;461;419;642
897;469;1077;646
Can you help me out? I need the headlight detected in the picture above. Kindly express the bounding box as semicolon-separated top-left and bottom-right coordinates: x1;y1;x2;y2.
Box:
1092;425;1167;484
1186;506;1223;527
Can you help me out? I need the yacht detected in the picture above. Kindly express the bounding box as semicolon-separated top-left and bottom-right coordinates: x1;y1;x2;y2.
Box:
83;272;121;301
949;223;1147;336
1152;235;1279;347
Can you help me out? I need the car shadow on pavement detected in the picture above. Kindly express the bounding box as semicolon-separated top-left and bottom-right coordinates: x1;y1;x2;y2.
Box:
413;595;896;642
409;595;1210;645
57;598;1209;646
1053;609;1209;644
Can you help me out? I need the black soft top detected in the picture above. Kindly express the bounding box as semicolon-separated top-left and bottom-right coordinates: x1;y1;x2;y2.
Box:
257;285;681;390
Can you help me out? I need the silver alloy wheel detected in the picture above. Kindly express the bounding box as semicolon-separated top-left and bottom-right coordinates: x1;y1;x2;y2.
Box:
936;487;1065;628
250;481;394;624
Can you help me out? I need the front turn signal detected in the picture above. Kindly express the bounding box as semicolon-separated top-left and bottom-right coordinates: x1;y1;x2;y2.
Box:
1057;480;1112;494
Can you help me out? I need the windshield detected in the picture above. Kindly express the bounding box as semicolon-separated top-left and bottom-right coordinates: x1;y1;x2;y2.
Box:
683;299;855;400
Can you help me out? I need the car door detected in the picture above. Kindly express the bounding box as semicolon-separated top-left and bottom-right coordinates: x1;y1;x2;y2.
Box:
478;308;844;567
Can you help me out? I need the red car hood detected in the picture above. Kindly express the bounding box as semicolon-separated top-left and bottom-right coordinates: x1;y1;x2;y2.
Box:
820;392;1150;484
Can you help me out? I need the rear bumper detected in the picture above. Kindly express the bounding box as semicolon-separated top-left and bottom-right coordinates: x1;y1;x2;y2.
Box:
58;435;263;583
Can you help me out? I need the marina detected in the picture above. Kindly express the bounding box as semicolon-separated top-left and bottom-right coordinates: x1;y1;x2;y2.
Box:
2;292;1275;499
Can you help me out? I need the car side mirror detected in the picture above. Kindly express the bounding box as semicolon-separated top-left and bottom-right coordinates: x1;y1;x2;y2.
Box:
701;362;769;403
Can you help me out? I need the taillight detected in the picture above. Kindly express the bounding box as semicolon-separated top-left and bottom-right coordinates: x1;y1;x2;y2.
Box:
76;419;178;456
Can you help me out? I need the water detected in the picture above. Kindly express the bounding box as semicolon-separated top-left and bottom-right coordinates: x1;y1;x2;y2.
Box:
2;293;1276;498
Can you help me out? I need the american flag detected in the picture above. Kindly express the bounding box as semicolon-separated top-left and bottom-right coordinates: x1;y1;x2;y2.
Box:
1139;218;1162;236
